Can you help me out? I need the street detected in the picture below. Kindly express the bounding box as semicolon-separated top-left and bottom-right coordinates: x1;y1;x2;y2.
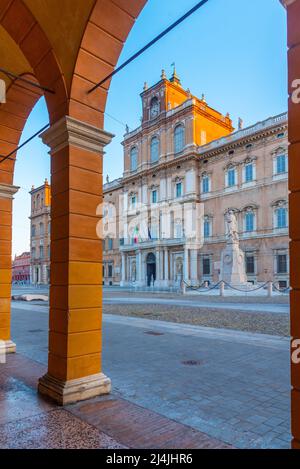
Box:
11;301;290;449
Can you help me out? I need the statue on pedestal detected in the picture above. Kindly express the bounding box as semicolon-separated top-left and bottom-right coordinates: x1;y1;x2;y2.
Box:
220;210;248;285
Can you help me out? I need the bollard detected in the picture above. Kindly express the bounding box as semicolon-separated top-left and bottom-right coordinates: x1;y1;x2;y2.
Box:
204;281;209;288
182;282;186;295
220;281;225;297
267;281;273;298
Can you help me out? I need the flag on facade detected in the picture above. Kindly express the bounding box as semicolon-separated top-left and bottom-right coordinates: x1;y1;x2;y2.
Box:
133;226;140;244
148;226;152;240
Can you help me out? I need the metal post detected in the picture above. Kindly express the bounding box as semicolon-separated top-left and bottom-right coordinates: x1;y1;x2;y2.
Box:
220;281;225;297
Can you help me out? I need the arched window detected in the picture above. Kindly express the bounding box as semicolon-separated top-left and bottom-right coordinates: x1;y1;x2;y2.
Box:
174;124;185;153
150;136;159;163
130;147;138;171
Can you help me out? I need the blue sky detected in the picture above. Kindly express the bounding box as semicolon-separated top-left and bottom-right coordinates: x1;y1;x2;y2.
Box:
12;0;287;256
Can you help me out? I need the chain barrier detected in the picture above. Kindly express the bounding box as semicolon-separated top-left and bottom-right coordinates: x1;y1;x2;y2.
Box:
222;280;269;293
272;283;290;294
184;280;289;294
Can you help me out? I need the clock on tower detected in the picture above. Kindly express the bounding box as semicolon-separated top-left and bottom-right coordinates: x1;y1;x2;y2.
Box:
150;97;159;118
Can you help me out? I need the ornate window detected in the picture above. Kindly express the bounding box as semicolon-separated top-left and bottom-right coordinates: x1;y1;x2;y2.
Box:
244;210;255;232
273;201;288;229
201;173;211;194
276;207;287;228
174;124;185;153
130;147;138;171
272;148;288;176
150;218;159;239
203;216;212;238
277;254;287;274
108;263;113;277
175;181;182;198
130;194;137;209
151;189;158;204
174;219;183;238
202;257;211;275
276;154;287;174
150;136;159;163
225;165;237;188
244;162;254;183
245;253;255;274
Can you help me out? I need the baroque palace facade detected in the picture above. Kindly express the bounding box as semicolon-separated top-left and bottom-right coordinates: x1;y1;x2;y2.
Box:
103;70;289;289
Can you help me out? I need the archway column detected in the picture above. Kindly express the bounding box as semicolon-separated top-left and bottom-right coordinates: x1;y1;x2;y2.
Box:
282;0;300;448
0;183;19;354
38;115;113;405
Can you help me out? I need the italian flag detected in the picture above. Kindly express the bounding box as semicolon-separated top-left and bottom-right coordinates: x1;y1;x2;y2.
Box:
133;226;140;244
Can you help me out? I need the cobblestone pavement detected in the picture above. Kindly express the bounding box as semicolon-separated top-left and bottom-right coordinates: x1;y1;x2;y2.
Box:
11;303;291;449
103;304;289;336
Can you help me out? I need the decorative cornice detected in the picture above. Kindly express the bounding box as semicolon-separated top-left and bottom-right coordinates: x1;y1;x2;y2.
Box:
0;183;20;199
40;116;114;154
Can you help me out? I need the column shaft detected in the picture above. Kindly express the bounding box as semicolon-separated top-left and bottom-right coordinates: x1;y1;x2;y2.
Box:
164;249;169;281
190;249;198;285
285;0;300;448
0;184;19;354
184;248;189;283
38;116;113;405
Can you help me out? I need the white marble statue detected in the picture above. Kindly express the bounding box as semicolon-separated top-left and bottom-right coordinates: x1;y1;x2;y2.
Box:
225;210;239;242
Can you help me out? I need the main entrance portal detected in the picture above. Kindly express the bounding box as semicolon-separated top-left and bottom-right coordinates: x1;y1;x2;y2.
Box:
146;253;156;286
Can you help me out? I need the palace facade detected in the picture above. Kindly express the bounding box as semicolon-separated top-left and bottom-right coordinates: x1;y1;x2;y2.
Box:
12;252;30;284
103;71;289;289
29;180;51;285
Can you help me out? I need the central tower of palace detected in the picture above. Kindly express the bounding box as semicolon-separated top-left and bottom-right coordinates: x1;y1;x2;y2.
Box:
139;67;234;147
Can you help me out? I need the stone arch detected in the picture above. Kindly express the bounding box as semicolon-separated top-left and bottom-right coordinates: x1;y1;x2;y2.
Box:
0;0;68;123
70;0;147;128
0;74;43;186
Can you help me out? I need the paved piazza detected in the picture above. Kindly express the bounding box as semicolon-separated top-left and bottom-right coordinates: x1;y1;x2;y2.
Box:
9;293;291;449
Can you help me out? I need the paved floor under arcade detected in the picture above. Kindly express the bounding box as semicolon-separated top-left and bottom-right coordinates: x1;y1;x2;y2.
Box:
0;300;290;449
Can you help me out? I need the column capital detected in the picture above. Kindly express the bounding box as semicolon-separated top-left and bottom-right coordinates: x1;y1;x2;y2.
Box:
0;183;19;199
40;115;114;154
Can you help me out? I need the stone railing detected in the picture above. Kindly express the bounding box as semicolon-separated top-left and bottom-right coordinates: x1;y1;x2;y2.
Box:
198;112;288;154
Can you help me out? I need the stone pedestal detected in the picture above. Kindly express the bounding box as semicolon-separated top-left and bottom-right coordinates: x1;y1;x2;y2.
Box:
219;241;247;285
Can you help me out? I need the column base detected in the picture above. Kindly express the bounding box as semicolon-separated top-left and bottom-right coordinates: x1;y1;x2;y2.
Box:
38;372;111;405
292;439;300;449
0;340;16;354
